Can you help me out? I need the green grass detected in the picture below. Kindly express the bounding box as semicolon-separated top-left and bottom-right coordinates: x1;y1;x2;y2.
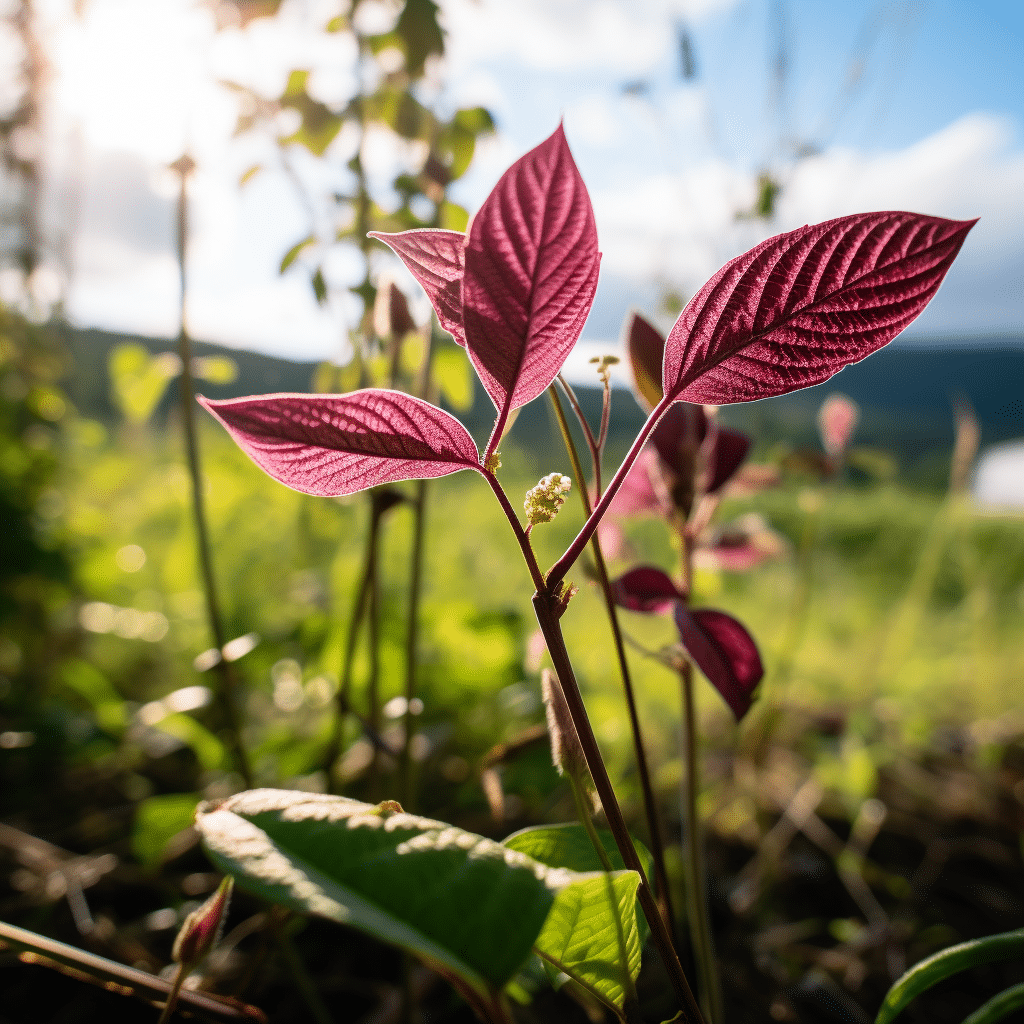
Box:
49;412;1024;817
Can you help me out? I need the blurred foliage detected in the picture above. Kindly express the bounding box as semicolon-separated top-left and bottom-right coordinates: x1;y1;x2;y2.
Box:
2;298;1024;1019
225;0;494;356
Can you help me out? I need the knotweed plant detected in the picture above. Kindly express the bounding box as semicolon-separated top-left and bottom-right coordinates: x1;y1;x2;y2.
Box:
197;125;974;1024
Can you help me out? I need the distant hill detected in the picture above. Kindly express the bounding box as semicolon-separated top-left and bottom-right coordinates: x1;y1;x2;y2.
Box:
63;326;1023;488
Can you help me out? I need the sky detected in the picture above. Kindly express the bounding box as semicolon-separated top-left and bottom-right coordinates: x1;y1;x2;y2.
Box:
14;0;1024;367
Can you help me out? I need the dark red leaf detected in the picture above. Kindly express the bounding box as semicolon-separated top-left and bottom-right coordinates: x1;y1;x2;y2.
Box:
663;212;976;404
199;391;480;496
706;427;751;494
625;311;665;412
611;566;684;614
673;606;763;720
651;402;706;477
461;124;600;451
369;229;467;345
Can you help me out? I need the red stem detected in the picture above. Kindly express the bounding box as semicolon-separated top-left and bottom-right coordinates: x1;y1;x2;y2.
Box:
547;393;673;591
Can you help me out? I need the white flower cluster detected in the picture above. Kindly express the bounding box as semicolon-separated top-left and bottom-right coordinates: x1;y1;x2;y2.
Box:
524;472;571;527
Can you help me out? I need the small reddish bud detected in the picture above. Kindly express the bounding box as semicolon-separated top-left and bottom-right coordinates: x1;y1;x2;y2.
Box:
172;876;233;968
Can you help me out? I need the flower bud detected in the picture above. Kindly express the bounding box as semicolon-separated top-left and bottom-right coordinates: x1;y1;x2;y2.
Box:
524;473;571;527
171;876;233;969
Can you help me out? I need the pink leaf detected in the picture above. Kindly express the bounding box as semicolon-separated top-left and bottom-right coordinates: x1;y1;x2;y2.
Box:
607;448;670;519
369;229;467;345
625;311;665;412
673;607;763;720
611;567;684;614
817;393;860;459
462;124;600;452
199;391;480;497
663;212;976;404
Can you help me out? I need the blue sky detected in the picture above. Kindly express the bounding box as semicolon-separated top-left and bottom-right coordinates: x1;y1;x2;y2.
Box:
36;0;1024;362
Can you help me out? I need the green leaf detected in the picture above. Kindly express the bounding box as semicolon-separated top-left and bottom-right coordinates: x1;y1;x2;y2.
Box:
108;344;181;424
154;713;226;771
280;235;317;274
433;345;473;411
312;268;328;304
502;822;655;881
438;201;468;232
196;789;577;993
534;871;642;1017
239;164;262;186
876;928;1024;1024
503;824;651;1015
961;983;1024;1024
133;793;201;867
192;355;239;386
395;0;444;77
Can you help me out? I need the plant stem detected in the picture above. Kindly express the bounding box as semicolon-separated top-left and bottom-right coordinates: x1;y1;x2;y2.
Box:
399;478;427;808
481;471;547;593
156;962;186;1024
556;374;603;496
275;927;335;1024
530;592;705;1024
0;921;260;1022
547;385;677;931
680;660;723;1024
548;393;674;592
325;494;384;791
174;160;252;788
399;326;436;811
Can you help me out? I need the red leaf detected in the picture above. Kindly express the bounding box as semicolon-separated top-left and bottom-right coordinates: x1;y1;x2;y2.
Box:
625;311;665;412
369;228;467;345
673;606;763;720
611;566;684;614
707;427;751;494
663;212;976;404
462;124;600;452
199;391;480;496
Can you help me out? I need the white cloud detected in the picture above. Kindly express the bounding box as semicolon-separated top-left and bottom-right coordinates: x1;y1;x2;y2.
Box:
443;0;737;75
586;112;1024;336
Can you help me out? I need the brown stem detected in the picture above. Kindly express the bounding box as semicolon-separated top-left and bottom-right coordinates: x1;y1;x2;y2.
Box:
556;374;603;496
531;593;705;1023
481;471;547;593
0;920;263;1022
547;386;677;931
174;161;252;787
680;661;724;1024
325;493;386;791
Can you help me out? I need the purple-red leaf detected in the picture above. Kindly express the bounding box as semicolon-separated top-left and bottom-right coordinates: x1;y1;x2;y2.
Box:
461;124;600;450
199;391;480;497
707;427;751;494
663;212;976;404
673;606;763;720
369;229;467;345
611;566;684;614
625;311;665;412
651;402;706;478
